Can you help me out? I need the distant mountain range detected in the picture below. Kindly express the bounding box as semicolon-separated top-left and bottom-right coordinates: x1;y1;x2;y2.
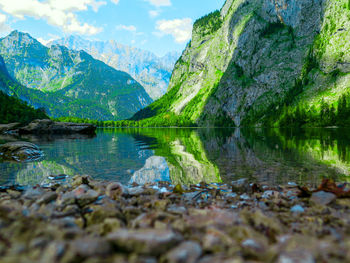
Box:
49;36;180;100
0;30;153;120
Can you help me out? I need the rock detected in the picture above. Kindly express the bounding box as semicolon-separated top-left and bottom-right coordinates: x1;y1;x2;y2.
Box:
106;182;125;199
231;178;249;193
22;187;46;200
0;141;43;162
167;205;187;215
0;122;21;134
126;186;145;196
18;119;96;135
70;237;112;257
107;229;182;256
262;190;281;199
290;205;305;214
277;250;315;263
72;175;92;187
100;218;122;235
74;187;99;207
36;192;58;205
310;191;336;206
241;238;275;261
162;241;202;263
58;185;99;207
202;228;236;253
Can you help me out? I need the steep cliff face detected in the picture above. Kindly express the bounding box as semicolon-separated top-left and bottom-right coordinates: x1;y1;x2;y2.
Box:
146;0;349;126
0;31;153;120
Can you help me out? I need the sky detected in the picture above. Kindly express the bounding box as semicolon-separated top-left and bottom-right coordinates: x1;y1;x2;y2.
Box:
0;0;226;56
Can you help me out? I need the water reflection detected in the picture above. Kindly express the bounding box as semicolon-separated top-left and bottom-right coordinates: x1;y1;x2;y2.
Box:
1;127;350;186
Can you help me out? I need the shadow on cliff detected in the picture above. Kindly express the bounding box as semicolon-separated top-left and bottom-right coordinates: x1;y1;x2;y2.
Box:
198;0;327;127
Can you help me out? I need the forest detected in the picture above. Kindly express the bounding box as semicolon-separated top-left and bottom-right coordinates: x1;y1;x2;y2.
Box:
0;91;48;124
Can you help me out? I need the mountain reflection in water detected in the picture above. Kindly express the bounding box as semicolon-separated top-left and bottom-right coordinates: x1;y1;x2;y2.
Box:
1;128;350;187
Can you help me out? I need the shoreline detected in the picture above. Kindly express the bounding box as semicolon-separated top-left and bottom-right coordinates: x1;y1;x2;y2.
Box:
0;176;349;262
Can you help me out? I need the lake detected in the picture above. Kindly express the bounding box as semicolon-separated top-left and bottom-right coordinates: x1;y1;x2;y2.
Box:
1;127;350;187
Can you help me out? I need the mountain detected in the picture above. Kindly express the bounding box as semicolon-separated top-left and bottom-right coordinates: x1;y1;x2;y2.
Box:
49;36;180;100
0;31;153;120
133;0;350;127
0;56;48;124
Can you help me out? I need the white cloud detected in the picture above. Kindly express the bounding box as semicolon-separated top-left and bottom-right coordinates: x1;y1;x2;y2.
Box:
116;24;136;32
111;0;119;5
144;0;171;7
49;0;106;12
0;0;105;35
0;13;11;34
37;36;58;46
155;18;192;43
149;10;160;18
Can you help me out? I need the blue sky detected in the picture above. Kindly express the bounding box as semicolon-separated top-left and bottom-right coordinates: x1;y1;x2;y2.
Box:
0;0;226;56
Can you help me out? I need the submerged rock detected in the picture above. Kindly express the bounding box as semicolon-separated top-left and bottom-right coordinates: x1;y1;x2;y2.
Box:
18;119;96;135
0;141;43;162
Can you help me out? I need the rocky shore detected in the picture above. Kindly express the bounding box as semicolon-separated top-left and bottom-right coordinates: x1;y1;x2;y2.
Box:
0;119;96;135
0;176;350;262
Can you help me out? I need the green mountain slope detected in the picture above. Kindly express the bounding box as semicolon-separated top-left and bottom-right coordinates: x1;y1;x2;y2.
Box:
0;31;153;121
0;56;48;124
133;0;350;127
50;36;180;100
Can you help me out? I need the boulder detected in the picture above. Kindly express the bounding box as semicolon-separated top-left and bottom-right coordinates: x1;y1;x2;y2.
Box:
0;141;43;162
18;119;96;135
0;123;21;134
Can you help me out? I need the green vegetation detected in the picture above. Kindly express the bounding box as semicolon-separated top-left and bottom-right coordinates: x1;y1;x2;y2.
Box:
0;31;153;121
193;10;223;37
55;113;196;127
0;91;48;124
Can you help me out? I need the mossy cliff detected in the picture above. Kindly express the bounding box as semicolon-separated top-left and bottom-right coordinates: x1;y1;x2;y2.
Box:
134;0;350;127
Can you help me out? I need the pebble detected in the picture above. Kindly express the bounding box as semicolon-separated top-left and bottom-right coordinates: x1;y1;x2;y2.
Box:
310;191;336;206
107;229;182;256
290;205;305;213
163;241;202;263
0;177;348;262
262;190;280;199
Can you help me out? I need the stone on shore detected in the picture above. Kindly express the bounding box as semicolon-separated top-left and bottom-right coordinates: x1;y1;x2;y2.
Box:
310;191;337;206
0;141;43;161
162;241;202;263
18;119;96;135
107;229;182;256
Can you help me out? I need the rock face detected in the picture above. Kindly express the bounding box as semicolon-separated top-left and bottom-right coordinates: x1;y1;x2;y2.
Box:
18;119;96;135
136;0;350;126
0;30;153;120
50;36;180;100
0;141;43;161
